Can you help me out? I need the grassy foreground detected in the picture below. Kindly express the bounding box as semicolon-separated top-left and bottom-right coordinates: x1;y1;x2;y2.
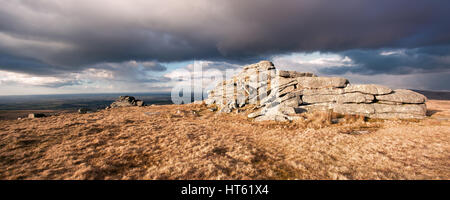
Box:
0;100;449;180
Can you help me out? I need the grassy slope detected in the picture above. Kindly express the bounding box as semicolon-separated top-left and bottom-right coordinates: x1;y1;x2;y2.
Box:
0;100;449;180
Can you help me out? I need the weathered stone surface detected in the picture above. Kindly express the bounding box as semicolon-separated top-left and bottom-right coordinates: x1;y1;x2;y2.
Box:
302;93;374;104
280;91;302;104
376;89;427;104
212;87;236;97
333;104;376;115
259;91;278;106
278;70;316;78
278;106;297;115
78;108;93;114
301;103;332;112
376;101;402;105
110;96;144;108
369;113;425;119
278;85;296;96
205;98;215;105
272;77;297;89
205;60;427;121
297;77;349;89
111;96;135;107
303;88;344;95
136;100;145;107
344;84;392;95
237;95;247;107
218;100;237;113
373;104;426;115
243;60;275;71
248;110;263;118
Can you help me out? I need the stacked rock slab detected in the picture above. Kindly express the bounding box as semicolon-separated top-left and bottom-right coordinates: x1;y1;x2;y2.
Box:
205;61;427;121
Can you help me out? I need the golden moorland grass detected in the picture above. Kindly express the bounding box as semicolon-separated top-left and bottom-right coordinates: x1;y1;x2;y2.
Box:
0;100;449;180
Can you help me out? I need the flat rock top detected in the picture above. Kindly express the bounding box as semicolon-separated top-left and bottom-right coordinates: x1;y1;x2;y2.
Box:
344;84;392;95
242;60;275;71
376;89;427;104
296;77;349;89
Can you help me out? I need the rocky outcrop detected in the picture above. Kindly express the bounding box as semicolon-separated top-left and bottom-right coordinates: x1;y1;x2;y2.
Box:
110;96;145;108
205;61;427;121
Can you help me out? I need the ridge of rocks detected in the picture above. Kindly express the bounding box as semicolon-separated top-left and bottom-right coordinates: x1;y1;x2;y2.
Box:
205;61;427;121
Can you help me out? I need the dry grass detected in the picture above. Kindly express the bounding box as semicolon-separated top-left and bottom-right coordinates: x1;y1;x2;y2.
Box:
0;100;449;180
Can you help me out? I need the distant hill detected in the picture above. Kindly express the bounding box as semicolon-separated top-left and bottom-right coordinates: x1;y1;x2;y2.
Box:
413;90;450;100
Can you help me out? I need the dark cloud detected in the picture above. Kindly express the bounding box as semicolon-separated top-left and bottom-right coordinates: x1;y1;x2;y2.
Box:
0;0;449;76
320;45;450;75
186;61;240;71
90;61;168;83
37;80;85;88
0;54;57;75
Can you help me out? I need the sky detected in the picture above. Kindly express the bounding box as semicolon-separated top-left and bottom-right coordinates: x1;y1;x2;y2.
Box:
0;0;449;95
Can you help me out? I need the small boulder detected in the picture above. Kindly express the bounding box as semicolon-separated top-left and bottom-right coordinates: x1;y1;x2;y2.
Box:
78;108;92;114
28;113;46;119
136;100;145;107
110;96;145;108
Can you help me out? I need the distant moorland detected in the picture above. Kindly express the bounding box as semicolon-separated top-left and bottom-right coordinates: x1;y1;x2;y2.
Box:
0;93;173;120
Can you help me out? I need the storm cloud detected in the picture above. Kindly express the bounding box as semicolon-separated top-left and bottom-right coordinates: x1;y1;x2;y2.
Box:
0;0;449;93
320;45;450;75
1;0;450;73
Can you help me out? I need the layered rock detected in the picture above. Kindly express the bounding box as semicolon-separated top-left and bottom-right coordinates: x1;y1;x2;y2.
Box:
205;61;427;121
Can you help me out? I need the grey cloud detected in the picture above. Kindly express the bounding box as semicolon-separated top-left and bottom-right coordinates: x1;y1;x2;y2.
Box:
1;0;450;76
0;60;170;89
141;62;167;72
320;45;450;75
187;61;240;71
36;80;85;88
90;60;168;83
0;54;57;75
